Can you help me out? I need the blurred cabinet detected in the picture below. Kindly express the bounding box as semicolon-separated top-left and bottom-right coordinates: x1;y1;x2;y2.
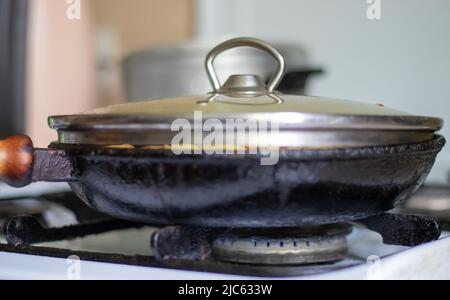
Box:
90;0;194;108
91;0;193;58
26;0;193;147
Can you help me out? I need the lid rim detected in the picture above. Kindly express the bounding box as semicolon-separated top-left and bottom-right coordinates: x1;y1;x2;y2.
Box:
48;113;443;132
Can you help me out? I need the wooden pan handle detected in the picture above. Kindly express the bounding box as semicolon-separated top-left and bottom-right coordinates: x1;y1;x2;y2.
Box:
0;135;34;187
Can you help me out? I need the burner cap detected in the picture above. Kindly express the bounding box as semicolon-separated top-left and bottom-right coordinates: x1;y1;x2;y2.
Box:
212;224;352;265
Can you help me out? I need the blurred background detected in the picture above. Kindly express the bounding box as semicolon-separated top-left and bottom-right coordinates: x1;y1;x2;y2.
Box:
0;0;449;182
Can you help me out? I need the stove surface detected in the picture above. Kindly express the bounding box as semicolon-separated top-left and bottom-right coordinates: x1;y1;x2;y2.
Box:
0;227;449;280
0;183;449;280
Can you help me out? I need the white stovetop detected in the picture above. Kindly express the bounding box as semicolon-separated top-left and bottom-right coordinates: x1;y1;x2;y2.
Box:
0;229;449;280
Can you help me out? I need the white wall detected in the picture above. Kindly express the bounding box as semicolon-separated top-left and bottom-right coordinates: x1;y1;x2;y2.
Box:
195;0;450;183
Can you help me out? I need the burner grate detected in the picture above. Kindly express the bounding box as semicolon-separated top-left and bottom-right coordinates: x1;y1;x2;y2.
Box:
3;215;145;247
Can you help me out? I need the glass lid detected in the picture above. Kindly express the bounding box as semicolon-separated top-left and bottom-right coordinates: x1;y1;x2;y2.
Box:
49;38;442;148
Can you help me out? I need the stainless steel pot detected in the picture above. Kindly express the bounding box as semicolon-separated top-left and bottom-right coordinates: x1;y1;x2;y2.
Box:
123;38;321;101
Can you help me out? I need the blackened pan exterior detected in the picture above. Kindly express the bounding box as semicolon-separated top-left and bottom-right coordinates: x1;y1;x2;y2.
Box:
62;136;445;227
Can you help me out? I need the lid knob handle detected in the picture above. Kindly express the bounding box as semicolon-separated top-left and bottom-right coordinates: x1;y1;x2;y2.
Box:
205;37;286;93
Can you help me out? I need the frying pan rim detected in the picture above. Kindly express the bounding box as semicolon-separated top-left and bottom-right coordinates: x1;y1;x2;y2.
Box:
48;135;445;162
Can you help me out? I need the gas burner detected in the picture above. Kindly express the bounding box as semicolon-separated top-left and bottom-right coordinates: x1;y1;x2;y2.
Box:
211;224;352;265
150;214;442;265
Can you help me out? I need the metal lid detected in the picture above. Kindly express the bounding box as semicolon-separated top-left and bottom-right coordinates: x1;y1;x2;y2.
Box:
49;38;442;148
